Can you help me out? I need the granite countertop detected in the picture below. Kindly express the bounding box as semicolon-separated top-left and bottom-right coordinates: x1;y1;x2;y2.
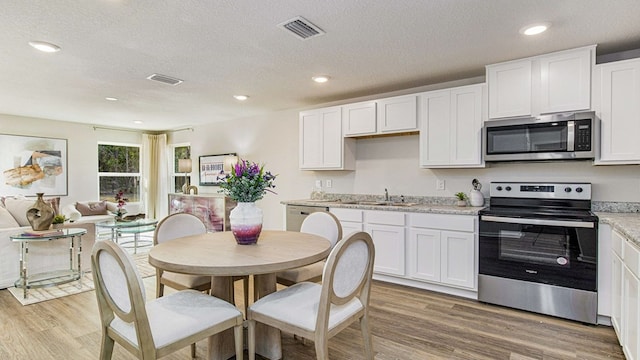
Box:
597;212;640;246
281;199;485;216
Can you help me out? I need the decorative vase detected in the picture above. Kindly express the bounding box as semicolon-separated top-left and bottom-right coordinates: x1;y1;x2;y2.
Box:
469;189;485;207
229;202;263;245
26;193;55;231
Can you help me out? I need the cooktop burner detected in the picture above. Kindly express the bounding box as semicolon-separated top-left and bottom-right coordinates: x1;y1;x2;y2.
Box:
480;182;596;222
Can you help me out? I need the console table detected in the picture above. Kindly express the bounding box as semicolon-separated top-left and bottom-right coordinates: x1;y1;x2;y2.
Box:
168;193;236;232
11;228;86;299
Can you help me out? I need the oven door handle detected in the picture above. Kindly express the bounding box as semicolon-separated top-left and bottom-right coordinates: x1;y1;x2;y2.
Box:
480;215;594;229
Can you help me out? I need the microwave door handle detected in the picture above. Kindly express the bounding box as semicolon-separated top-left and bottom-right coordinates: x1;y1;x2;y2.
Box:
480;215;594;229
567;121;575;151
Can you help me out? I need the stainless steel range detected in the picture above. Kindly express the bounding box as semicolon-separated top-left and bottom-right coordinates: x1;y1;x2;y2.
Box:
478;182;598;324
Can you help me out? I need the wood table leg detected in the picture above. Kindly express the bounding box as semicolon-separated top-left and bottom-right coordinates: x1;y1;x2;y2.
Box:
208;276;237;360
253;273;282;360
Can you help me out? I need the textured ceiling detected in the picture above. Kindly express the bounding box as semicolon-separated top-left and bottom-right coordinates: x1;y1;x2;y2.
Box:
1;1;640;131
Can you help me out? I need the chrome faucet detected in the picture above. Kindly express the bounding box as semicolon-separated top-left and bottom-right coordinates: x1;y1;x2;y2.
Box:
384;188;389;202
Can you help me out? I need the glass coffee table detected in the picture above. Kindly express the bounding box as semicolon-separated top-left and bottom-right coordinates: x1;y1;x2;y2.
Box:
96;218;158;253
10;228;87;299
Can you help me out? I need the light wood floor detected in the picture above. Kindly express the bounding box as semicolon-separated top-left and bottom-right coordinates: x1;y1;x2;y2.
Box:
0;276;624;360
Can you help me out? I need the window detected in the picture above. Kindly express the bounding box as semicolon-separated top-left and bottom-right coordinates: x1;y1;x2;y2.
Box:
172;144;191;193
98;143;141;202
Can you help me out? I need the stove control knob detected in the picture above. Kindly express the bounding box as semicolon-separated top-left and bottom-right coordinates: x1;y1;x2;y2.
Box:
505;186;512;191
564;187;572;193
496;186;503;191
576;187;583;193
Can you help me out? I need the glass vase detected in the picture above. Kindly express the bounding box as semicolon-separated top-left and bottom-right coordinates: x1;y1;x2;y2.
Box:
229;202;263;245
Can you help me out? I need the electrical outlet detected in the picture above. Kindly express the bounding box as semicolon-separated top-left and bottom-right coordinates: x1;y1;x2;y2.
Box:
315;180;322;188
325;179;332;188
436;179;445;190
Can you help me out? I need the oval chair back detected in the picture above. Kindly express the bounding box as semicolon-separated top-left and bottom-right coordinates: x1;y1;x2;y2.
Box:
300;212;343;248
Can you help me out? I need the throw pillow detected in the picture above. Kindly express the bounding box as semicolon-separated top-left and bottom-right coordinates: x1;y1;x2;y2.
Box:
3;197;35;226
75;201;109;216
0;206;20;228
44;197;60;215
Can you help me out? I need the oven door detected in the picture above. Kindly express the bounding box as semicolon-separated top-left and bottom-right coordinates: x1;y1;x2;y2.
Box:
479;215;597;291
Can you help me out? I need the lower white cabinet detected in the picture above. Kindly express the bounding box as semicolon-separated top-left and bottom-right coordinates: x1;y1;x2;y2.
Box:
610;228;640;360
364;210;406;276
409;213;476;290
365;223;406;276
330;207;478;296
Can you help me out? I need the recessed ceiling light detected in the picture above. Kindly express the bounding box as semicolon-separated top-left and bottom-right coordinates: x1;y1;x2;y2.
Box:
28;40;61;53
105;97;118;101
233;95;249;101
133;120;143;124
520;23;550;36
312;75;330;83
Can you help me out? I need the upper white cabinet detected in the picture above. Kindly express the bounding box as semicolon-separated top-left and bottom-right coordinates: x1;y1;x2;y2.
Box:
487;59;532;118
343;95;418;137
299;106;355;170
342;101;377;136
377;94;418;134
419;83;486;168
593;57;640;164
487;45;595;119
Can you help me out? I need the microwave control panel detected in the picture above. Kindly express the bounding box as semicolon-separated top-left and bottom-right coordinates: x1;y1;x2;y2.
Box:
574;119;592;151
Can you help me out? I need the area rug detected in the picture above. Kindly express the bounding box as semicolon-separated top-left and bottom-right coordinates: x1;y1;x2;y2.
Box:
7;252;155;306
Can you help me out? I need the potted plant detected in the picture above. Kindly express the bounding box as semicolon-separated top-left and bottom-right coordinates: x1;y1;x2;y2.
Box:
455;192;468;207
52;214;67;229
218;159;277;245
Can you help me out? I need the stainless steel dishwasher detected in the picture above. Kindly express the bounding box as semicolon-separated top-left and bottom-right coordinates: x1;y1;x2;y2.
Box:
285;204;330;231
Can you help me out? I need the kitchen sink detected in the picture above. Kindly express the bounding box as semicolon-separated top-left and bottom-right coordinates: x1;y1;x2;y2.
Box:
336;200;417;207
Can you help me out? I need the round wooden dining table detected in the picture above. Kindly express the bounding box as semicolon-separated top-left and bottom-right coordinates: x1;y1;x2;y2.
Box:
148;230;332;360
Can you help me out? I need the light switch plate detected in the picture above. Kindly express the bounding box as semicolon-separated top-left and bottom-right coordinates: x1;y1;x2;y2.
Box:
436;179;445;190
325;179;332;188
315;180;322;188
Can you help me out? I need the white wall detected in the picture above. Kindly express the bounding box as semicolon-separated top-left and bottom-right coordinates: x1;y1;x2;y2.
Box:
0;114;142;206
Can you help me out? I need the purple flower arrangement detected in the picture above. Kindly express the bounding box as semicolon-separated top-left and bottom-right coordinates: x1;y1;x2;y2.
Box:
218;160;276;202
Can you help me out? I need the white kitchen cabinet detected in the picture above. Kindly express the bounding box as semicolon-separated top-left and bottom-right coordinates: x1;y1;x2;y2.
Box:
538;48;592;114
612;229;624;338
376;94;418;134
624;239;640;360
329;207;364;237
408;228;441;283
342;101;377;136
487;45;595;119
408;213;476;290
609;228;640;359
487;59;532;118
440;231;476;288
593;57;640;164
419;83;485;168
365;211;406;276
299;106;355;170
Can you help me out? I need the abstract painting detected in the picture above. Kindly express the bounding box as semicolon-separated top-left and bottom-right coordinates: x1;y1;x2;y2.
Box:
0;134;68;196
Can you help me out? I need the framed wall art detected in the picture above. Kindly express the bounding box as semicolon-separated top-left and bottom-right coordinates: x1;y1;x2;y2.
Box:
199;153;237;186
0;134;68;196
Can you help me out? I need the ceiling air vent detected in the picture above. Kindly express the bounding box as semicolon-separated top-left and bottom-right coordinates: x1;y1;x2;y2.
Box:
146;73;183;86
278;16;325;40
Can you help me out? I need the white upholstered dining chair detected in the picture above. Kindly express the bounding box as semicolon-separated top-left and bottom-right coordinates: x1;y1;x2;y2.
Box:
247;231;375;360
154;213;250;306
91;240;244;360
276;211;343;286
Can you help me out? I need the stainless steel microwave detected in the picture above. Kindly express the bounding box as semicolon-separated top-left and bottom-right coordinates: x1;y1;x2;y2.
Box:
483;111;598;162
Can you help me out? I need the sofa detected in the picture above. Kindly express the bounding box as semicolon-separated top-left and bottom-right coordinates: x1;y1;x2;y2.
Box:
0;197;139;289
